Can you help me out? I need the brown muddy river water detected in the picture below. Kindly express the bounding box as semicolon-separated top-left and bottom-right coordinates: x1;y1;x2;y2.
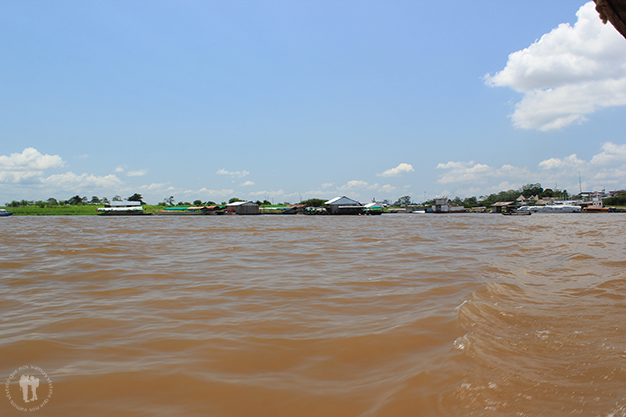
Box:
1;214;626;416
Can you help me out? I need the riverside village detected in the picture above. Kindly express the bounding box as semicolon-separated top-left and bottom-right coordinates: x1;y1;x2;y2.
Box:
3;184;626;216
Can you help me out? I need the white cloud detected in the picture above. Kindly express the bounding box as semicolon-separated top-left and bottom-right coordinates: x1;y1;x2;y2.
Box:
248;189;285;197
0;148;66;184
590;142;626;165
436;161;468;170
436;160;533;188
0;148;65;184
341;180;370;189
216;168;249;178
335;180;397;196
240;181;255;186
378;163;415;177
197;188;235;197
593;166;626;182
379;184;397;193
486;2;626;130
436;141;626;196
0;170;44;184
42;172;122;190
538;154;586;169
127;169;148;177
436;161;496;184
178;189;202;197
139;183;170;192
115;166;125;173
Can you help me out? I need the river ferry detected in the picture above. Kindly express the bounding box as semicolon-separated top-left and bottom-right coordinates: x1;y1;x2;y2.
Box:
97;201;150;216
517;201;581;213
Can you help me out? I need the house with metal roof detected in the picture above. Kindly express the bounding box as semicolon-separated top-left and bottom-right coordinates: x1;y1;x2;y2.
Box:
226;201;260;215
324;196;363;215
491;201;514;213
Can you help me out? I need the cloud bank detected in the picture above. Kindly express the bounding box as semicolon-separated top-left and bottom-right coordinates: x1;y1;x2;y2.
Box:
486;1;626;131
0;148;125;200
42;172;122;190
436;141;626;195
0;148;65;183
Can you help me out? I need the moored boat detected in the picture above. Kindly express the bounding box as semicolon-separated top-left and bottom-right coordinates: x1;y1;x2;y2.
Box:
517;201;581;213
502;209;531;216
154;206;224;215
582;206;616;213
362;202;384;215
97;207;150;215
0;209;13;217
97;201;150;215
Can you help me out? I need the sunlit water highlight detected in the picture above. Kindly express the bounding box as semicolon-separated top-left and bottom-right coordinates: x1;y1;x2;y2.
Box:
1;214;626;416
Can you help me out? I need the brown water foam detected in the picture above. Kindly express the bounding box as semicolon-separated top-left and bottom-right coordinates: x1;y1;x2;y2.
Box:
1;214;626;416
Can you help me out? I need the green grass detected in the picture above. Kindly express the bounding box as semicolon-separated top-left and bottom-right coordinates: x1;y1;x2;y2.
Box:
1;205;162;215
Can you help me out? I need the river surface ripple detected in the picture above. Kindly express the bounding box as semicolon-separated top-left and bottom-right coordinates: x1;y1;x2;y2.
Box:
1;214;626;416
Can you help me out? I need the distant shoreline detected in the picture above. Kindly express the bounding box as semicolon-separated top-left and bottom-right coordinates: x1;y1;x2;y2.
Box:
0;205;162;216
3;205;626;216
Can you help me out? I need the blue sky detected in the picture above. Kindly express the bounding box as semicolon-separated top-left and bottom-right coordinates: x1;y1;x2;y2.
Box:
2;0;626;204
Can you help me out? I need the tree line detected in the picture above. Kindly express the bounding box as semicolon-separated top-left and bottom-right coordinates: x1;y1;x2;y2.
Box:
5;194;291;208
392;183;573;208
5;193;145;208
7;183;616;209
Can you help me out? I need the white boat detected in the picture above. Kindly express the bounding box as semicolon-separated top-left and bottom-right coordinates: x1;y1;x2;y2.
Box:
97;206;148;215
97;201;150;215
517;201;581;213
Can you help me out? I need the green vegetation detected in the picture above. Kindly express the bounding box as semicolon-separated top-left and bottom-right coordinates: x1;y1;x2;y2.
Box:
4;205;99;215
604;193;626;206
415;183;572;209
3;185;623;215
474;183;568;208
2;205;162;215
299;198;325;207
393;196;412;207
2;194;160;215
127;193;145;204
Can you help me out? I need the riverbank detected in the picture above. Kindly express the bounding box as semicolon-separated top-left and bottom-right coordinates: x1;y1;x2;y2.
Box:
2;205;626;216
0;205;162;215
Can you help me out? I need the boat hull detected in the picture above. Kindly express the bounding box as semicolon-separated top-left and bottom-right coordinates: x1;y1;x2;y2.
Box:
517;204;581;213
97;211;151;216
